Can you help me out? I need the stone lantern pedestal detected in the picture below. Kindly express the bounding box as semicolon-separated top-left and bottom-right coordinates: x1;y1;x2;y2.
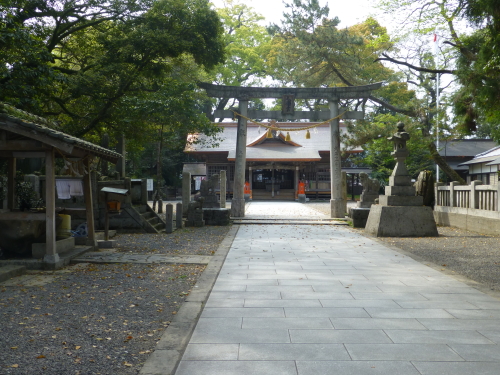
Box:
365;123;438;237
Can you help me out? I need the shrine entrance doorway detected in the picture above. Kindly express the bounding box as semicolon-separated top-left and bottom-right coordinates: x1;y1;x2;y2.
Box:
251;168;295;201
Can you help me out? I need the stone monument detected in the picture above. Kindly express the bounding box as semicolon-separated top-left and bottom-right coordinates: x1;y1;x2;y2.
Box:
199;174;220;208
349;172;380;228
186;199;205;227
365;122;438;237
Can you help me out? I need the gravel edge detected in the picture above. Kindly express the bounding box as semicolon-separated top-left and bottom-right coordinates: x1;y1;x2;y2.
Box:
138;225;239;375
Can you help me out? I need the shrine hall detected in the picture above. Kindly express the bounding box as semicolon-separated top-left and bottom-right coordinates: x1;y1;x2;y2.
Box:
183;121;370;201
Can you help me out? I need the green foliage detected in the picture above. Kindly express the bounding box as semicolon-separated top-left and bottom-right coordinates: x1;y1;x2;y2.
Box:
203;0;272;114
347;116;434;185
1;0;225;144
451;1;500;141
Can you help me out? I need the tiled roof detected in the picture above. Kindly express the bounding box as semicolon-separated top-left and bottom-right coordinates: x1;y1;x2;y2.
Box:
458;146;500;166
186;122;360;160
0;104;121;162
438;139;498;157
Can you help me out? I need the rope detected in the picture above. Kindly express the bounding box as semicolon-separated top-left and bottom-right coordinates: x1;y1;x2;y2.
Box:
231;110;348;132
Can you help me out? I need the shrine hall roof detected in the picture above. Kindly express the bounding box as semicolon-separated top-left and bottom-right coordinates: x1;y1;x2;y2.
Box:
186;122;360;161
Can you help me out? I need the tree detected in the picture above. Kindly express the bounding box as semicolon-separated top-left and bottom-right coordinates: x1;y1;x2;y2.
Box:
1;0;225;143
376;0;500;143
206;0;272;116
268;0;465;183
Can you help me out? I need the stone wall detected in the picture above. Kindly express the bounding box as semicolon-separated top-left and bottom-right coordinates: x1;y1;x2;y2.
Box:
434;206;500;236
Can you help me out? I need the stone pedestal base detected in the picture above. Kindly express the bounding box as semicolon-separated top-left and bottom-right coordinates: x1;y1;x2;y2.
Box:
203;208;231;226
244;194;251;202
231;198;246;218
98;240;118;248
349;207;370;228
330;198;345;219
365;205;438;237
298;194;306;203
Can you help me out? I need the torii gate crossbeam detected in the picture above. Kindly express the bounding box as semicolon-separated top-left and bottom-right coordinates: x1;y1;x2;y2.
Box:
199;82;383;218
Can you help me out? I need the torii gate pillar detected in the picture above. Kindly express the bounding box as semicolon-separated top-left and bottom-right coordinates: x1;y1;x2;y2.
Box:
198;82;383;219
231;99;248;217
329;100;344;218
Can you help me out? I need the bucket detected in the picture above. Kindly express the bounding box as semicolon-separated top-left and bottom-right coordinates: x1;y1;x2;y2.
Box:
57;214;71;240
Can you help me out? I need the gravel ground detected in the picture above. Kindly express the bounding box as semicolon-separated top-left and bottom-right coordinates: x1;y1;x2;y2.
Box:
0;225;231;375
306;201;500;293
113;226;232;256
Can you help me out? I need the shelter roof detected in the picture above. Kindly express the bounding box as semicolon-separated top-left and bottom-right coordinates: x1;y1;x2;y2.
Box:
186;122;360;162
438;139;498;157
0;104;121;163
458;145;500;166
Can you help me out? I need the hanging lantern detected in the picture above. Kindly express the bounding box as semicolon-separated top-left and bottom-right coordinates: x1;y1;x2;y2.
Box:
305;129;311;139
266;128;273;138
285;132;291;141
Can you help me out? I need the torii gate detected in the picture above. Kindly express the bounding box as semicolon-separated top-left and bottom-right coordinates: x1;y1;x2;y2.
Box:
199;82;383;218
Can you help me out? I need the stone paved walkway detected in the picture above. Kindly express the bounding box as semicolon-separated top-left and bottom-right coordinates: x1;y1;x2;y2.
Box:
175;201;500;375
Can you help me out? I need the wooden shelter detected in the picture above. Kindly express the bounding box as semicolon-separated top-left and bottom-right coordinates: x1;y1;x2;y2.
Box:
0;104;120;268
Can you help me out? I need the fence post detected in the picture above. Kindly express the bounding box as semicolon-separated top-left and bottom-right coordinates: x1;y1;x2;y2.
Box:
497;181;500;211
435;182;444;206
449;181;458;208
470;180;482;209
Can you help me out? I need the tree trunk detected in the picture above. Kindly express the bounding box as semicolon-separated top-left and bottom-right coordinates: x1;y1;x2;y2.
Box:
428;141;466;184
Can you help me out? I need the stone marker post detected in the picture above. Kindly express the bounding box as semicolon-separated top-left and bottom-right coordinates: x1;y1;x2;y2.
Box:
182;171;191;216
220;170;227;208
341;171;347;215
158;198;163;214
165;203;173;234
176;203;183;229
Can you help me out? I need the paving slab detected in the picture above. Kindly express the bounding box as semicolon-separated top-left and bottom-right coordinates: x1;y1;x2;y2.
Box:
171;202;500;375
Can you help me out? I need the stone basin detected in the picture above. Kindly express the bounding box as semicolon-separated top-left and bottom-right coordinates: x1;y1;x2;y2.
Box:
0;212;46;257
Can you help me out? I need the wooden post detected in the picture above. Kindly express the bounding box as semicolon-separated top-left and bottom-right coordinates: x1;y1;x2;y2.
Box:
83;157;97;247
116;134;126;178
220;170;227;208
182;171;191;216
7;157;16;210
231;99;248;217
295;166;299;199
44;149;59;265
329;100;344;218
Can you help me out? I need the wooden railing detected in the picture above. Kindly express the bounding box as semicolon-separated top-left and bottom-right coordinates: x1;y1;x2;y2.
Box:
436;181;499;211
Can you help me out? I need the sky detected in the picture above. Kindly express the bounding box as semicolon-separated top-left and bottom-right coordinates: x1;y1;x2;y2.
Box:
210;0;380;28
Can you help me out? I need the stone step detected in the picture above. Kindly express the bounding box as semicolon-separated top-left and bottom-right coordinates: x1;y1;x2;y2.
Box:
0;265;26;283
134;205;148;214
154;222;165;231
141;212;155;220
147;216;159;225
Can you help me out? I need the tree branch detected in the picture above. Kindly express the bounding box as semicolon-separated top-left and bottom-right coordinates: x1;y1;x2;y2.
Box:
374;53;455;74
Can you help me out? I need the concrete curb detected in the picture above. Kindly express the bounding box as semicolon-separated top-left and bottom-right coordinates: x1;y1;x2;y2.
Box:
0;265;26;283
139;225;239;375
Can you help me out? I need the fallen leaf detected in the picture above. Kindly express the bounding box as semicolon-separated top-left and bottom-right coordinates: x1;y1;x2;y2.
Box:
37;355;46;359
11;364;19;368
75;346;81;350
